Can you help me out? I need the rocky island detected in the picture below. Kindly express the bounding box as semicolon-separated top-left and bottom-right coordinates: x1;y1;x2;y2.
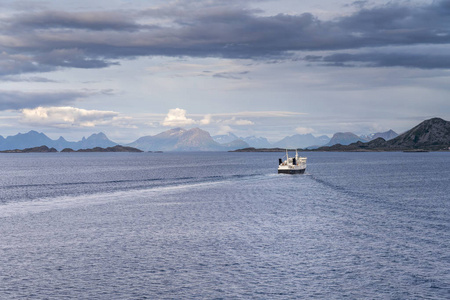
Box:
0;145;143;153
0;145;58;153
61;145;143;152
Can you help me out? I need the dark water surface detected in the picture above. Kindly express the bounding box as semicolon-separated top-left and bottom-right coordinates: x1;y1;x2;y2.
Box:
0;152;449;299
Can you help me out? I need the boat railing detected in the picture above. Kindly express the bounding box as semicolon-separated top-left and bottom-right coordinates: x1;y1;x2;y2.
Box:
279;149;307;167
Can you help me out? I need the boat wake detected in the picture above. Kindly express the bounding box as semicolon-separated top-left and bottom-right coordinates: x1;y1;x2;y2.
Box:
0;172;273;217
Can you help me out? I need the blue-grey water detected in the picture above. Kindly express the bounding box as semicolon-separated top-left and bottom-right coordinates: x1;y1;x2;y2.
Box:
0;152;449;299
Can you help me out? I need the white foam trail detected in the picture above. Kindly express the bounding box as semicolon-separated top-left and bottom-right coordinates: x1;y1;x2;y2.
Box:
0;180;228;218
0;173;278;218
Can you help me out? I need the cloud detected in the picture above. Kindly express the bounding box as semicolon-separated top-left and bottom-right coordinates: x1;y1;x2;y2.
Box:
37;48;117;69
0;0;449;75
213;71;249;79
295;127;315;134
162;108;196;127
161;108;256;128
304;52;450;69
199;114;212;125
10;10;146;32
20;106;119;128
0;76;58;82
191;111;306;118
0;52;55;76
234;119;254;125
216;125;233;135
222;117;254;126
0;90;94;110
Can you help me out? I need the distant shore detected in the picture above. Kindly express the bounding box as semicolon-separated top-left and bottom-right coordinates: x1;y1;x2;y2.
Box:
230;147;449;152
230;147;300;152
0;145;143;153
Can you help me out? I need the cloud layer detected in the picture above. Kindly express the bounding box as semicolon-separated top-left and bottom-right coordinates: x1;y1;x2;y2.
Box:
0;1;448;141
21;106;119;128
0;90;94;110
0;0;449;76
304;52;450;69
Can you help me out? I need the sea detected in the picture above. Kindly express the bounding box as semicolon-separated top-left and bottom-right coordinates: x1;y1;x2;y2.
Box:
0;151;449;299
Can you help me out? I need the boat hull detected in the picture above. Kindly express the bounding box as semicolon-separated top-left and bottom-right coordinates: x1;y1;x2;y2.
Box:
278;168;306;174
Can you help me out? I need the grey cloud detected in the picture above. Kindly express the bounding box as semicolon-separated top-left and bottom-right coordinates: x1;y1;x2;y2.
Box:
347;1;369;8
305;53;450;69
0;0;449;75
0;48;114;77
337;2;450;46
141;1;260;20
8;10;147;32
0;76;58;82
213;71;249;79
0;90;93;110
36;49;117;69
0;52;56;76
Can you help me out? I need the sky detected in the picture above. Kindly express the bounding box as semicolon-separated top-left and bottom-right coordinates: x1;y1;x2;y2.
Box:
0;0;449;143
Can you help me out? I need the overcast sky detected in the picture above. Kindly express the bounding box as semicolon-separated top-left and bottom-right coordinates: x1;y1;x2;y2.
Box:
0;0;449;142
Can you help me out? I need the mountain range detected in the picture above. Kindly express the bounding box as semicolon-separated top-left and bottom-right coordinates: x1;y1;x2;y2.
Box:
212;130;398;149
0;118;445;151
212;132;272;148
317;118;450;151
323;132;364;147
322;129;400;148
128;127;248;151
0;131;117;151
273;133;330;149
360;129;398;141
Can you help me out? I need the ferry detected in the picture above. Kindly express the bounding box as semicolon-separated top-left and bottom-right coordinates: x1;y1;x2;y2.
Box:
278;149;307;174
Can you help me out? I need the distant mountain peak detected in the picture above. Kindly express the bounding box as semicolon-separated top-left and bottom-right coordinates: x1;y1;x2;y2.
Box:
169;127;186;133
1;130;54;151
128;127;245;151
80;132;116;149
372;129;398;141
386;117;450;149
239;135;272;148
213;132;239;144
274;133;330;149
325;132;364;146
426;117;445;123
86;132;108;140
188;127;203;133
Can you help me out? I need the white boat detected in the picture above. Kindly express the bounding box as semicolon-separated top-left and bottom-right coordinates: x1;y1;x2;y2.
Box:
278;149;306;174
